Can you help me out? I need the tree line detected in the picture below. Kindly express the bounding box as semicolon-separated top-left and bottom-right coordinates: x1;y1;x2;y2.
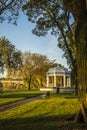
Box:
0;37;58;90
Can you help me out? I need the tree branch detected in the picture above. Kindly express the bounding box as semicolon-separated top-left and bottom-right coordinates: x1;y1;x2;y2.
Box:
0;0;15;15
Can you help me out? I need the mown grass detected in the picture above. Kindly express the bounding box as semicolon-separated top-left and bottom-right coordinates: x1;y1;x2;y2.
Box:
0;92;87;130
0;90;45;106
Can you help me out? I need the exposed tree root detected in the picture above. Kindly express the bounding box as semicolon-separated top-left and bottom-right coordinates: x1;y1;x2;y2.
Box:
74;103;87;123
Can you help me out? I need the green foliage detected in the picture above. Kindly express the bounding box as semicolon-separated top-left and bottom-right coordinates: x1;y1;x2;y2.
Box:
16;51;57;90
23;0;76;68
23;0;64;36
0;37;22;74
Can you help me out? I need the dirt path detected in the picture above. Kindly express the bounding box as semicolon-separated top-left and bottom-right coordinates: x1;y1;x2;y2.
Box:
0;96;42;112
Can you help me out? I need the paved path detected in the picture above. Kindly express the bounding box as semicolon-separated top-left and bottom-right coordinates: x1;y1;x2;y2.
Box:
0;96;42;112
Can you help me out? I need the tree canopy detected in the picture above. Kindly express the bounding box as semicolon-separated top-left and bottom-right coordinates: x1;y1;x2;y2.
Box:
0;37;22;75
16;51;57;90
22;0;76;68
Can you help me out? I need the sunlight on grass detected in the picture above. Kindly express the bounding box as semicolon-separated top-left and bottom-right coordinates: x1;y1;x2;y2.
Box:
0;90;45;106
0;98;24;106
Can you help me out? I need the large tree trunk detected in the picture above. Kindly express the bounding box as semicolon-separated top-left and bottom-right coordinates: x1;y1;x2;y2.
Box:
75;14;87;123
75;20;87;123
63;0;87;123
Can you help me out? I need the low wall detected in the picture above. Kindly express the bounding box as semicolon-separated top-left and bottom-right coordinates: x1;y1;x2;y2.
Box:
40;87;75;93
40;88;55;91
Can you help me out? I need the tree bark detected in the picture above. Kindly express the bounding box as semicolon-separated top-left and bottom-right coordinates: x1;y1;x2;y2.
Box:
76;20;87;123
63;0;87;123
28;74;32;90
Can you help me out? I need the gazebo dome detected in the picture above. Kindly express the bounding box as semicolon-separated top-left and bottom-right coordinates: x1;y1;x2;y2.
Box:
47;66;70;75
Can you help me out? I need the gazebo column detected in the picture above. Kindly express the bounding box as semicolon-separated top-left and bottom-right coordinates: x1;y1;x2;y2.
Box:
66;77;68;87
47;75;49;87
60;77;62;87
68;77;71;87
66;77;71;87
54;75;56;87
67;77;69;87
63;75;66;87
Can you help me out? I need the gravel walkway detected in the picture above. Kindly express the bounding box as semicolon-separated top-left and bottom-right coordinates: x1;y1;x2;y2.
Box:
0;96;42;112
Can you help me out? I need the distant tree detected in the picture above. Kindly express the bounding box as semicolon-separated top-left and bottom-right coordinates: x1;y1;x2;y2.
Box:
32;53;57;88
18;51;57;90
0;37;22;76
0;1;26;76
21;52;35;90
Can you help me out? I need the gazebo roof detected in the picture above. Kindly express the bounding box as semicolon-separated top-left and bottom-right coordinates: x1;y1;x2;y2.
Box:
47;66;70;75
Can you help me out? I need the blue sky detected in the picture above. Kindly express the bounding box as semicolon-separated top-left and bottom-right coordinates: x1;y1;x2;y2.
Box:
0;13;68;68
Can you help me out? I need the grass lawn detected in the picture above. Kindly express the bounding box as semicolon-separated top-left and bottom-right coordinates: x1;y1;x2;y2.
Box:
0;91;87;130
0;90;45;106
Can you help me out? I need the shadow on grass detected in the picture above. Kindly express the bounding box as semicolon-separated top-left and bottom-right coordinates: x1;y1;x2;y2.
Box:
0;115;87;130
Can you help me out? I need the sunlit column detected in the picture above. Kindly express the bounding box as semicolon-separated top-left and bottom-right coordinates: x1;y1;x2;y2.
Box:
60;77;62;87
66;77;68;87
54;75;56;87
63;75;66;87
47;75;49;87
53;71;56;87
68;77;71;87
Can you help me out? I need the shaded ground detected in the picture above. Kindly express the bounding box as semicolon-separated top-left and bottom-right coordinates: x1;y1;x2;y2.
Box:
0;96;41;112
0;115;87;130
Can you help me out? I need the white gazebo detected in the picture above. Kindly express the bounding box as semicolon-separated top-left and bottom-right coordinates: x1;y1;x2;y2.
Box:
46;66;71;88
